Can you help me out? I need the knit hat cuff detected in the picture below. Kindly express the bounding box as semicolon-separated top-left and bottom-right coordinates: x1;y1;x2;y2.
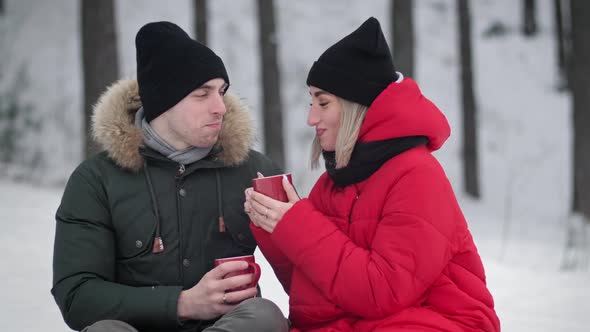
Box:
306;61;391;107
141;55;229;123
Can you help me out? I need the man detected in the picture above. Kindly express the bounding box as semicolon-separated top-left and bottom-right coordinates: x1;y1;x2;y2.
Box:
52;22;288;332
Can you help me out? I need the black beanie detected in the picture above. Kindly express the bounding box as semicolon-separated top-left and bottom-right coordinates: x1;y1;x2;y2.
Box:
136;21;230;122
306;17;397;107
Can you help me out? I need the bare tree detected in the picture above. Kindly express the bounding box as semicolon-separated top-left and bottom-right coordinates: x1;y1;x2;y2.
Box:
555;0;566;77
391;0;415;78
193;0;208;45
256;0;285;169
554;0;572;90
457;0;480;198
570;0;590;218
523;0;538;37
81;0;119;157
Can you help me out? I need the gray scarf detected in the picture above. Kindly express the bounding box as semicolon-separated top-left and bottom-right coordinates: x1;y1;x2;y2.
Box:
135;107;213;165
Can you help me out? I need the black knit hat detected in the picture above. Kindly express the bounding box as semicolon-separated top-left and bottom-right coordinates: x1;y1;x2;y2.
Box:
136;21;229;122
306;17;397;107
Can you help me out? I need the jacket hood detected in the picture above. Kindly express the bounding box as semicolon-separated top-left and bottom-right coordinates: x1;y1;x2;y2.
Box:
91;79;255;171
358;78;450;151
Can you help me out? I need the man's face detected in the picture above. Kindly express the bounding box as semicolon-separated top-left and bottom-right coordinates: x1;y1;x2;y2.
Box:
152;78;228;149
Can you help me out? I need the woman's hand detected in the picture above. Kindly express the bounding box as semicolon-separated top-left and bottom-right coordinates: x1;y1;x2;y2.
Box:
244;173;300;233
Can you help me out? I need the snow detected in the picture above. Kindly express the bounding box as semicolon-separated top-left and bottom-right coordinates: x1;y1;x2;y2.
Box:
484;260;589;332
1;0;589;331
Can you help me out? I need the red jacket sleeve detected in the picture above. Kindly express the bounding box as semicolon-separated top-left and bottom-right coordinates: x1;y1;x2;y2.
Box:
270;165;462;319
250;222;293;294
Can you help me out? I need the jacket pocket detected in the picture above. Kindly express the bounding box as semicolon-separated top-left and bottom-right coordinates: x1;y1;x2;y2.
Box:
114;210;158;262
223;207;257;250
113;209;165;286
224;197;256;251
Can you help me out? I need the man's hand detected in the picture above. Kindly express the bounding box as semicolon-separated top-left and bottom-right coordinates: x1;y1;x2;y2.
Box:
177;261;258;321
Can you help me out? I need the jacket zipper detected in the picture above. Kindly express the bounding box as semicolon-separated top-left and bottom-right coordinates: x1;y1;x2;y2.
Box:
176;163;186;283
348;184;361;224
348;194;360;224
176;164;186;177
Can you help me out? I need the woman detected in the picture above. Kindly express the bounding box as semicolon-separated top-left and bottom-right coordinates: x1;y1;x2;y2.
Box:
244;17;500;332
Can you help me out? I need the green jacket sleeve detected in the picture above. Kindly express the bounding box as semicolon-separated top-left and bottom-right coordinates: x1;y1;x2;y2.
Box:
51;163;182;331
249;150;284;178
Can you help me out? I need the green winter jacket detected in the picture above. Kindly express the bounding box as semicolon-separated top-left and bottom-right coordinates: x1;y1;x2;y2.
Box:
51;80;281;331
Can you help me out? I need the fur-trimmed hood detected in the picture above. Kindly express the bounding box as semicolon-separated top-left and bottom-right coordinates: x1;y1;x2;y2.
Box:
91;79;255;172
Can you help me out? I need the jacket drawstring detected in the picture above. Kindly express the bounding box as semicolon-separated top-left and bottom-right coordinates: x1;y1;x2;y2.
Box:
215;169;226;233
143;160;164;253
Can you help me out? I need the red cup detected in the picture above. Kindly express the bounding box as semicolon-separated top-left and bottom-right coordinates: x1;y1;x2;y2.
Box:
252;173;293;202
214;255;261;291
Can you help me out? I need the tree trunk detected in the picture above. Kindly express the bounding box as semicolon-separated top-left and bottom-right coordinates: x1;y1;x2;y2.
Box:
457;0;480;198
256;0;285;169
523;0;538;37
570;0;590;219
391;0;415;78
554;0;566;76
194;0;208;45
81;0;119;157
554;0;572;91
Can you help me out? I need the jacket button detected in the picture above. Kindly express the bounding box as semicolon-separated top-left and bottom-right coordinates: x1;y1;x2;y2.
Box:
182;258;190;267
135;240;143;248
179;188;186;197
237;233;245;241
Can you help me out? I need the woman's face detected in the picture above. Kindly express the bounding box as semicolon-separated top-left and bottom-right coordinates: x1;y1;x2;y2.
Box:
307;86;342;151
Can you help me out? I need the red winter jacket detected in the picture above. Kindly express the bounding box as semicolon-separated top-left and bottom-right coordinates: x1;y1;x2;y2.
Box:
251;79;500;332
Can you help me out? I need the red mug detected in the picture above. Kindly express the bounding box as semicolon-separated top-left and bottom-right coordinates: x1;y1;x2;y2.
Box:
252;173;293;202
214;255;261;291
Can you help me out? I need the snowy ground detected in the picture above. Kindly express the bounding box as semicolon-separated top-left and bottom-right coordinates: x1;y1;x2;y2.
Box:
1;179;589;332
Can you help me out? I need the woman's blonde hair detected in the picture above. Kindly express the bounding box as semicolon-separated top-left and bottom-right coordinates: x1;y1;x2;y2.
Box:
311;98;368;169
